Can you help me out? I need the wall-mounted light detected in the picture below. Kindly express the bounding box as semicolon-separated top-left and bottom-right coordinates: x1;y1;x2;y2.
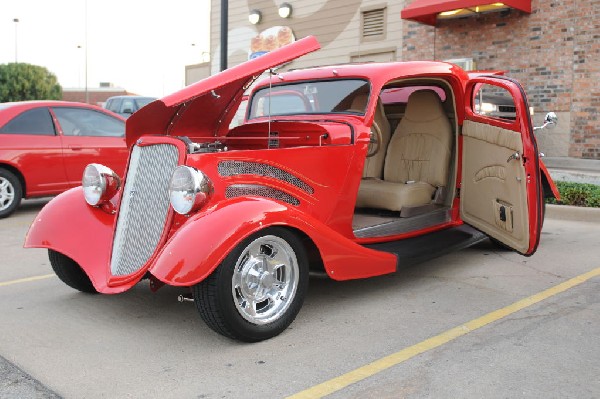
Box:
249;9;262;24
278;3;293;18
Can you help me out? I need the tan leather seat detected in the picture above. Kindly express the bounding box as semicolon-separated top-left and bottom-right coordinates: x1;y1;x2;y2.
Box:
356;90;453;211
349;94;391;179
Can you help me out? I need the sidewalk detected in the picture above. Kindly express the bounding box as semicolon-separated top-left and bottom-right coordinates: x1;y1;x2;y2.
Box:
543;156;600;186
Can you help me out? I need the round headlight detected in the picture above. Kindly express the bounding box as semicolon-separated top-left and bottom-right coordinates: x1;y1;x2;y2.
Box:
82;164;121;206
169;166;212;215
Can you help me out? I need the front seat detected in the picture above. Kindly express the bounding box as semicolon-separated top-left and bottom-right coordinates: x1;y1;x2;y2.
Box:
356;90;453;212
348;94;391;179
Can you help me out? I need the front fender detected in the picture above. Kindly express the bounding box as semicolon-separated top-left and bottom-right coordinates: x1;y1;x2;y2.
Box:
150;197;396;286
24;188;128;294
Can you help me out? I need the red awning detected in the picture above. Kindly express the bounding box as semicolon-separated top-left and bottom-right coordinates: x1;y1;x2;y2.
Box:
401;0;531;26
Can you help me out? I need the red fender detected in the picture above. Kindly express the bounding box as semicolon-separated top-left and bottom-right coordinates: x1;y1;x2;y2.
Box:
539;160;560;200
24;188;131;294
150;197;396;286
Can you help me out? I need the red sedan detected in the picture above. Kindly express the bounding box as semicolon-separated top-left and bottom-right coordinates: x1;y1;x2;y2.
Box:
0;101;127;217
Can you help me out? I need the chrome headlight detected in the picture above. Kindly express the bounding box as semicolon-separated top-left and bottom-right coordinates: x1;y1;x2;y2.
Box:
82;164;121;206
168;166;212;215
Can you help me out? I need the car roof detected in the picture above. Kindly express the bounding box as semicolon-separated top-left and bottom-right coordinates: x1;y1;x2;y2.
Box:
107;95;156;100
0;100;125;125
252;61;470;90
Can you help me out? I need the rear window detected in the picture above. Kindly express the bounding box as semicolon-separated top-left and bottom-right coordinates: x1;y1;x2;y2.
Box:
380;86;446;105
0;107;56;135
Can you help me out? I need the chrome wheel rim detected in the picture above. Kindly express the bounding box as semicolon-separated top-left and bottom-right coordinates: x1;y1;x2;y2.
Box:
0;177;15;212
232;235;299;325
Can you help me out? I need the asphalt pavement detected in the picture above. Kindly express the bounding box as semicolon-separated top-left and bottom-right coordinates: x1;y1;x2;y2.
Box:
0;199;599;399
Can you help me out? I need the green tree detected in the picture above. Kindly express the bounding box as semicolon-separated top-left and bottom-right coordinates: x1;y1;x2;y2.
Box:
0;63;62;102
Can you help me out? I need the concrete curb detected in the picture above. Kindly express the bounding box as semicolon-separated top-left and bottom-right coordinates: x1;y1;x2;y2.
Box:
546;204;600;223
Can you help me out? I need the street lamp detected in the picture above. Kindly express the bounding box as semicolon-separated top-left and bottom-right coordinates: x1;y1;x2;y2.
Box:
13;18;19;63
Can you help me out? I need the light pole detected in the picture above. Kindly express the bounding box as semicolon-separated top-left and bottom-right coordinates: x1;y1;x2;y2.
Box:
77;45;83;88
13;18;19;63
84;0;89;103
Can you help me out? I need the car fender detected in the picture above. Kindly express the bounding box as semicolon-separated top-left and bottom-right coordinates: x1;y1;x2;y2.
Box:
540;159;560;200
24;187;128;294
150;197;396;286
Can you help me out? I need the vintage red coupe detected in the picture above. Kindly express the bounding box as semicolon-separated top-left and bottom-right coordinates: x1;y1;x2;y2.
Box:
25;37;559;342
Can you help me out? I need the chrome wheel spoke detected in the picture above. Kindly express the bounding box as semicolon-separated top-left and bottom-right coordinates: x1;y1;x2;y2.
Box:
231;235;299;325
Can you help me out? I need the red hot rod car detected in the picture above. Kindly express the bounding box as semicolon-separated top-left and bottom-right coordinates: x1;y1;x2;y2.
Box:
25;36;559;342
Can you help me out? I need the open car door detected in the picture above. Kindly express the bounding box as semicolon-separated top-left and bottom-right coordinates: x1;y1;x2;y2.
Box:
461;76;543;255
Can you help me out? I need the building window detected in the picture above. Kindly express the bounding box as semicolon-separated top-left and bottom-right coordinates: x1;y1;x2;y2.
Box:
361;6;386;42
445;58;476;71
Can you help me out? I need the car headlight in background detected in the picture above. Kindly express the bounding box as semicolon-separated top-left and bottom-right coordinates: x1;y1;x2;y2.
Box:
169;166;213;215
82;164;121;206
475;102;498;114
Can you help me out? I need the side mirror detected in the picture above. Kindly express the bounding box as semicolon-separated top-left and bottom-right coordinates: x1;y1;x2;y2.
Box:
534;112;558;131
122;108;133;114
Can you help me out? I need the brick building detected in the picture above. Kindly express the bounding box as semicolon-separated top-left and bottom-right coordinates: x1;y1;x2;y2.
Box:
193;0;599;159
62;83;135;107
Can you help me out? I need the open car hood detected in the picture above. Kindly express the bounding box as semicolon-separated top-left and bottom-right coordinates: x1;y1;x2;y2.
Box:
126;36;321;147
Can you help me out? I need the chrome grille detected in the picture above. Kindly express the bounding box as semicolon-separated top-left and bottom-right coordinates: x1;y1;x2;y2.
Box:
111;144;179;276
218;160;313;194
225;184;300;206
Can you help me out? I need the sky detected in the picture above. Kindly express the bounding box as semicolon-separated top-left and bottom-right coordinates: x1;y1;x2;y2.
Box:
0;0;211;98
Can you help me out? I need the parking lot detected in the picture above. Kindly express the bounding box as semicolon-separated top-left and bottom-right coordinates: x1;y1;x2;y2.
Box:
1;199;599;398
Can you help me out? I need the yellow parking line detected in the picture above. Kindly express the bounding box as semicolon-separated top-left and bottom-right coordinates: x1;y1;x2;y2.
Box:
0;274;56;287
287;267;600;399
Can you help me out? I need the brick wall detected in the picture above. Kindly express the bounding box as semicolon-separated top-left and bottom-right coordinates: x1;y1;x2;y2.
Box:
402;0;600;159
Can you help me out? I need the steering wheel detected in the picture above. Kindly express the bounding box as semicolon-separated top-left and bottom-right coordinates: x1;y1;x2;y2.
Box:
367;121;383;158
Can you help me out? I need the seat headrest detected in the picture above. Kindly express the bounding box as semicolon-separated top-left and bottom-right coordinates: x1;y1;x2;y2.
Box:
404;90;446;122
349;94;369;111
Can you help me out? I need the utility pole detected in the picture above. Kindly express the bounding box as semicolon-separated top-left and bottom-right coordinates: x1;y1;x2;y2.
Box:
220;0;228;71
13;18;19;63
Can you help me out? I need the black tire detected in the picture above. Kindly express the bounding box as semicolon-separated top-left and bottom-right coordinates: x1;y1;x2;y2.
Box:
0;168;23;218
49;250;98;293
193;227;309;342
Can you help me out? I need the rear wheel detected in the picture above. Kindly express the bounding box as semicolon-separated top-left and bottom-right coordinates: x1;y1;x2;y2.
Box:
0;169;22;218
49;250;98;293
193;227;309;342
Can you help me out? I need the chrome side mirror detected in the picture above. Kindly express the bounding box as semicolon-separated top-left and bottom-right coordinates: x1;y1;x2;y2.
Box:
534;112;558;131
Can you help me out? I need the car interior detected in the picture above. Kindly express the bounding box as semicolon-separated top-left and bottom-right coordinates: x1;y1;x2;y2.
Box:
352;78;459;239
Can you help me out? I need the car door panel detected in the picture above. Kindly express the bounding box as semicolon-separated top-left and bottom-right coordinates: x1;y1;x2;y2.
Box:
51;107;127;186
461;77;542;255
0;107;69;195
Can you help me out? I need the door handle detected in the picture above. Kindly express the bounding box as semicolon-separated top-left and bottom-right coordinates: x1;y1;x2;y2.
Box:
68;145;83;151
507;152;521;163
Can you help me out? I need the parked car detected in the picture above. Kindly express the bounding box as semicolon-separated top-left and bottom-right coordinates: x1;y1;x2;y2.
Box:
0;101;127;218
25;37;560;342
104;95;157;118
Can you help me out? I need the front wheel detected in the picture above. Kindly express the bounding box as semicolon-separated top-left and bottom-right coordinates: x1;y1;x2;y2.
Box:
49;250;98;293
193;227;309;342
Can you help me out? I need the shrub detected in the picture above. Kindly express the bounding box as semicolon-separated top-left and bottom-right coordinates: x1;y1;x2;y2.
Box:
546;181;600;207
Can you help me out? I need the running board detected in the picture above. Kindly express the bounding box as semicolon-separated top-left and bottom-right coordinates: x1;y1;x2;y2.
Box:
362;224;488;270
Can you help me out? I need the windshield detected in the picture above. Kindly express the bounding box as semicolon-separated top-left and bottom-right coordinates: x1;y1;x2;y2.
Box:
248;79;370;119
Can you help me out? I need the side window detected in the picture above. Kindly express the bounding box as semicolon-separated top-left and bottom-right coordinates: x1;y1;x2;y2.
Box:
53;108;125;137
0;108;56;135
105;99;120;113
473;84;516;121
